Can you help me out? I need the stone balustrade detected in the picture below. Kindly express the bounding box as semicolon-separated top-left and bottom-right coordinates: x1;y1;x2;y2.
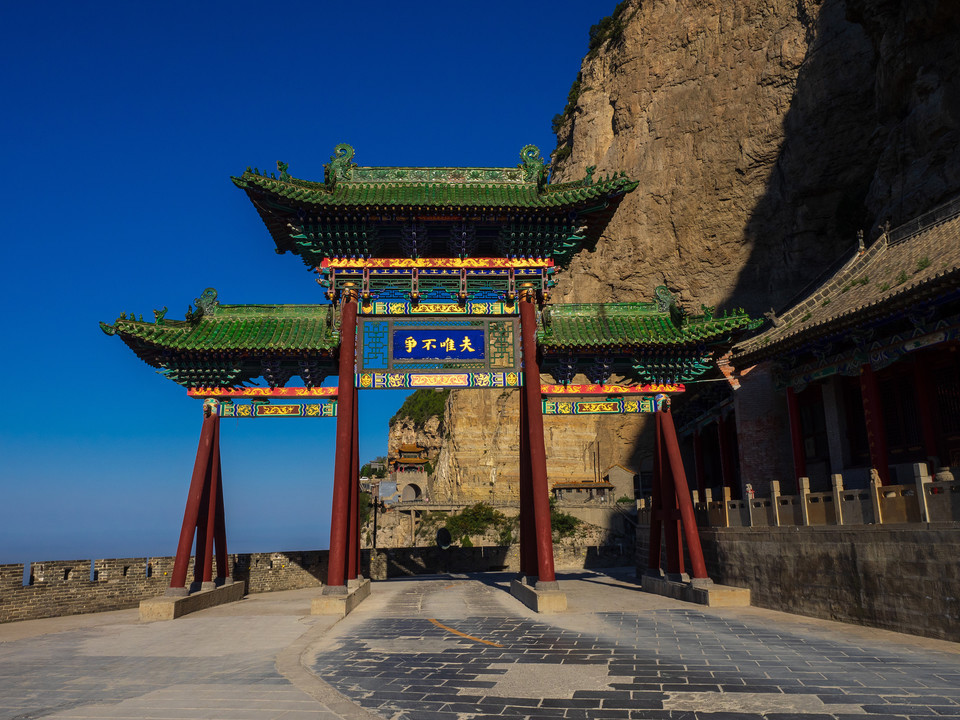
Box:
637;463;959;528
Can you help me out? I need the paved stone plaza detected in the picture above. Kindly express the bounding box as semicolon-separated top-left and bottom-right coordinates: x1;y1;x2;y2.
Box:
1;569;959;719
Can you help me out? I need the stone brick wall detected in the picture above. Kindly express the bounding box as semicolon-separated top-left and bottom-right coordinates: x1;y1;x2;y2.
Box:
1;543;634;624
637;524;960;641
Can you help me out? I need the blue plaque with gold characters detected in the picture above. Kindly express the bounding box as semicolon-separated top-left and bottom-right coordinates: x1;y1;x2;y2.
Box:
393;329;485;361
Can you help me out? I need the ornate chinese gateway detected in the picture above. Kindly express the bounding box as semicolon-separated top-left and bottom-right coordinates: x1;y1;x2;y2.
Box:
102;144;758;607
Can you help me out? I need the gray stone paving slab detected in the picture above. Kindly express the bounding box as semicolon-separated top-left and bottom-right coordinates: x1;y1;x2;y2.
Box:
2;569;960;719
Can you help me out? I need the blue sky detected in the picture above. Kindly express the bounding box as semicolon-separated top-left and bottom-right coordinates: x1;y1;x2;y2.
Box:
0;2;613;564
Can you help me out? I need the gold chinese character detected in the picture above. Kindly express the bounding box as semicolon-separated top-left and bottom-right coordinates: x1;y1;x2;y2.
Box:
422;338;437;350
460;336;475;352
440;337;456;352
404;336;417;353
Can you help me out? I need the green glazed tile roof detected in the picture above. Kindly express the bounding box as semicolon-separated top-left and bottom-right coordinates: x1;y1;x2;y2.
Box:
734;205;960;363
538;302;761;349
231;143;638;210
233;171;637;209
102;303;338;352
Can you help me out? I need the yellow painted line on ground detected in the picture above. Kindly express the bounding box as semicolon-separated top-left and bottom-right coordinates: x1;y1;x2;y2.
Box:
429;618;504;647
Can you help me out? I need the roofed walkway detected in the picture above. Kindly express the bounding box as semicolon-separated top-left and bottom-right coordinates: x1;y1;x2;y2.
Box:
2;568;958;719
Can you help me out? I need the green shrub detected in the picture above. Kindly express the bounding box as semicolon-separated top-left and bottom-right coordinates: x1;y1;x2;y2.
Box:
549;499;582;539
616;495;634;504
389;389;450;430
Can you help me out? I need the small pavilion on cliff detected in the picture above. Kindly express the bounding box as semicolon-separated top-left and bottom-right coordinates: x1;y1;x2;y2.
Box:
101;144;758;610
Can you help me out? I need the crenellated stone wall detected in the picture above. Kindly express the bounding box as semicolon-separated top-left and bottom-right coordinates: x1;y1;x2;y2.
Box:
0;543;634;624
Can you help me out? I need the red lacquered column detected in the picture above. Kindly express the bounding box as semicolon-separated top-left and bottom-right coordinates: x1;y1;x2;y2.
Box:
860;364;890;485
347;384;359;581
519;288;556;586
647;412;663;575
199;416;220;589
786;387;806;493
325;289;358;592
662;407;708;579
170;401;218;593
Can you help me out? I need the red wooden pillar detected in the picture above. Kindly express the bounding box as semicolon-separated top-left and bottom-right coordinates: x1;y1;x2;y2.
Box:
519;287;556;586
199;417;221;589
717;414;737;499
693;427;706;497
170;402;219;593
326;288;358;592
213;444;229;582
659;418;684;576
786;387;806;493
347;384;360;581
354;384;362;579
662;407;708;579
912;358;938;464
646;412;663;574
859;364;890;485
518;384;535;577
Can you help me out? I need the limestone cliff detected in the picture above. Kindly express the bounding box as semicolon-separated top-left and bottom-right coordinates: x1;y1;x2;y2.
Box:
552;0;960;314
399;0;960;503
428;389;649;504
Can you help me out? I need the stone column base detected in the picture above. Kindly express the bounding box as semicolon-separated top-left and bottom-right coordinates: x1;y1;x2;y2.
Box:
311;578;371;617
640;575;750;607
510;578;567;613
139;580;245;621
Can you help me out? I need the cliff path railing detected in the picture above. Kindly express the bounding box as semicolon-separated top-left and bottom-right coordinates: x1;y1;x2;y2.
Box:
637;463;960;528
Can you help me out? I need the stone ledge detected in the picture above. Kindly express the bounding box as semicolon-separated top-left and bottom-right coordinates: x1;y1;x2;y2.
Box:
311;578;371;617
139;581;246;621
510;578;568;613
641;575;750;607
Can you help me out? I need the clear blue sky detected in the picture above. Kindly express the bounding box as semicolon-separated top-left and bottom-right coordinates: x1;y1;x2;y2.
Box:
0;1;614;564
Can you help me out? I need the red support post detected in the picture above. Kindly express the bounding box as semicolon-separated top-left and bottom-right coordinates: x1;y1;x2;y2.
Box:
170;404;218;592
786;387;806;493
661;408;709;579
717;414;737;499
192;477;210;587
913;358;938;465
213;443;229;581
647;412;663;574
199;415;220;588
347;384;360;581
518;385;535;577
693;427;706;498
859;364;890;485
660;421;683;577
519;289;556;586
326;289;358;592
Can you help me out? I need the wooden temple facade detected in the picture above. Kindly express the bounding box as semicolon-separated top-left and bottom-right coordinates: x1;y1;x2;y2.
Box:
101;144;759;600
680;198;960;501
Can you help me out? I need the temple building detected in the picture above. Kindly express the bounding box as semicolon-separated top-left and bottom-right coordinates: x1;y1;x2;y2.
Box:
681;197;960;498
390;444;429;502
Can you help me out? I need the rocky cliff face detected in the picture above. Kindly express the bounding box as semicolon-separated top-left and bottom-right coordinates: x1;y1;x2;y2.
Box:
552;0;960;314
400;0;960;503
387;414;445;461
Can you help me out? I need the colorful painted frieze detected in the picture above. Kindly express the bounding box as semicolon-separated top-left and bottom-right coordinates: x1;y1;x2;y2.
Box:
356;372;521;390
220;401;337;418
541;395;666;415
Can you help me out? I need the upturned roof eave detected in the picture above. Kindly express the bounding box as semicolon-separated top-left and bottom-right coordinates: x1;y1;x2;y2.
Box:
732;269;960;365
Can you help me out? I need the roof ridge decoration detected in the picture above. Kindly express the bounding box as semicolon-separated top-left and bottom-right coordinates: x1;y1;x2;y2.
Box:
324;143;357;187
519;144;547;188
185;288;219;322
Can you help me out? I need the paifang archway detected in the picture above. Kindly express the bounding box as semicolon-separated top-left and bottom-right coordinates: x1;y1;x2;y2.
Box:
101;145;758;604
